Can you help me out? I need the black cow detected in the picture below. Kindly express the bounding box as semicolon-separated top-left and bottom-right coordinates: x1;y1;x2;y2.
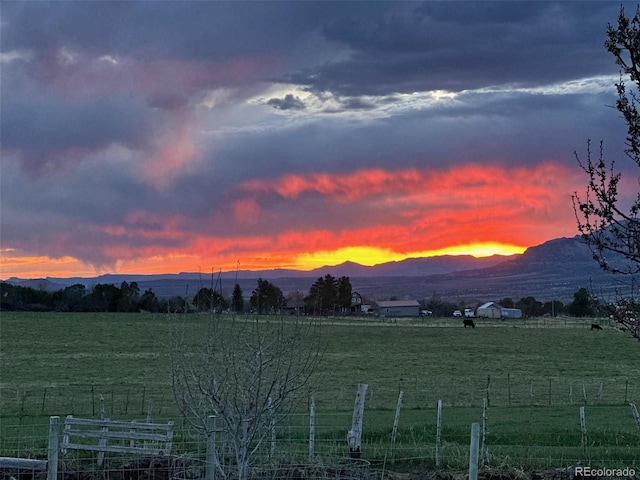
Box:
463;319;475;329
591;323;602;331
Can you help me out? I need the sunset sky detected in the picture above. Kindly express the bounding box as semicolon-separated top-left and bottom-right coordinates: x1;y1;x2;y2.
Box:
1;1;636;279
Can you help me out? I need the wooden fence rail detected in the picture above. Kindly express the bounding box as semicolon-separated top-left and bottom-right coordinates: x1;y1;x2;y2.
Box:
1;415;175;480
62;415;174;461
0;457;47;470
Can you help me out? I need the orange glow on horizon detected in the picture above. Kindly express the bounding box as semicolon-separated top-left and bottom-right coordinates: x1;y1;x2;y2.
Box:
0;253;97;279
1;162;582;279
292;243;525;270
2;243;526;279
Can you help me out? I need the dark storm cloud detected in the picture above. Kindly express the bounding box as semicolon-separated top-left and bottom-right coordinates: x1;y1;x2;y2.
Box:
284;2;620;96
267;94;306;111
0;2;338;63
4;2;618;97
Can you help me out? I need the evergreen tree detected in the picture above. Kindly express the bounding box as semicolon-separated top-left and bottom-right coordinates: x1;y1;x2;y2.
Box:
249;278;285;314
305;275;352;315
337;276;352;312
138;288;160;312
231;283;244;313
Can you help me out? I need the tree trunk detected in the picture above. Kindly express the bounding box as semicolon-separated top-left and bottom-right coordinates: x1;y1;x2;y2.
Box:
237;419;250;480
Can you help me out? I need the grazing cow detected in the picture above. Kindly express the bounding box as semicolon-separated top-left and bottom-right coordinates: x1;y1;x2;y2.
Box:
463;319;475;329
591;323;602;331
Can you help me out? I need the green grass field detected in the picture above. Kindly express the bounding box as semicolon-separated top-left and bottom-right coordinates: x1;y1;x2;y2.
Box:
1;312;640;470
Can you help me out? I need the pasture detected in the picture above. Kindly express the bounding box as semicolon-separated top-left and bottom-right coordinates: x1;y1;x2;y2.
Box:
1;311;640;471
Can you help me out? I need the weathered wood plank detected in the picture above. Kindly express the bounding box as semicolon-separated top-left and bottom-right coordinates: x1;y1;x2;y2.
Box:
62;442;168;456
65;417;173;431
62;416;174;457
48;416;59;480
63;429;170;442
0;457;47;470
206;416;217;480
347;383;368;458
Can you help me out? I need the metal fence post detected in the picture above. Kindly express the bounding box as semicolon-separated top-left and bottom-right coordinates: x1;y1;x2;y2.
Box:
580;406;588;463
309;396;316;462
390;390;403;463
469;423;480;480
435;400;442;467
630;403;640;430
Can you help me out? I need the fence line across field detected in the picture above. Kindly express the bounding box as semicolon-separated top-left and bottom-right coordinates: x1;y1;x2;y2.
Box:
0;415;500;480
1;393;639;475
3;376;639;420
3;407;639;447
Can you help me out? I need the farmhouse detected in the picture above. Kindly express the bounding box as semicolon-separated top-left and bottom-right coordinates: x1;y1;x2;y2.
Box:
375;299;420;317
282;299;305;316
476;302;522;319
351;291;363;314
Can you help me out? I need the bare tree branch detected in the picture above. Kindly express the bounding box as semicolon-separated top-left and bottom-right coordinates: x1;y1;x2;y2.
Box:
574;6;640;340
171;314;323;480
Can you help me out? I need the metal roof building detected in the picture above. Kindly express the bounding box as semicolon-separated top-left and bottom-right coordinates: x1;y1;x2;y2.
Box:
477;302;503;319
375;300;420;317
477;302;522;319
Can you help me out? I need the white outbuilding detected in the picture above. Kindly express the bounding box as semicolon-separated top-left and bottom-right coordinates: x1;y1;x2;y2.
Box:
476;302;522;319
477;302;503;318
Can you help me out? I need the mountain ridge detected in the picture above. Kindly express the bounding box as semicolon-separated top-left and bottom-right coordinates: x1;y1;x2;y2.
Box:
4;235;633;303
4;252;515;288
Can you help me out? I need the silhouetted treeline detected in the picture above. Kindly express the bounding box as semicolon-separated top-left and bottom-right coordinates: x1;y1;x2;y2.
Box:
0;277;288;314
423;287;604;318
0;279;604;318
0;281;168;313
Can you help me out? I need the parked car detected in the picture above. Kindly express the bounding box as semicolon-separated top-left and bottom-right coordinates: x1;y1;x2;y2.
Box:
453;310;462;317
420;310;433;316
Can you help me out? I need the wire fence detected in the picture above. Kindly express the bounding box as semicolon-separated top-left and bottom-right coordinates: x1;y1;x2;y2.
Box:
2;374;639;419
2;399;639;477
